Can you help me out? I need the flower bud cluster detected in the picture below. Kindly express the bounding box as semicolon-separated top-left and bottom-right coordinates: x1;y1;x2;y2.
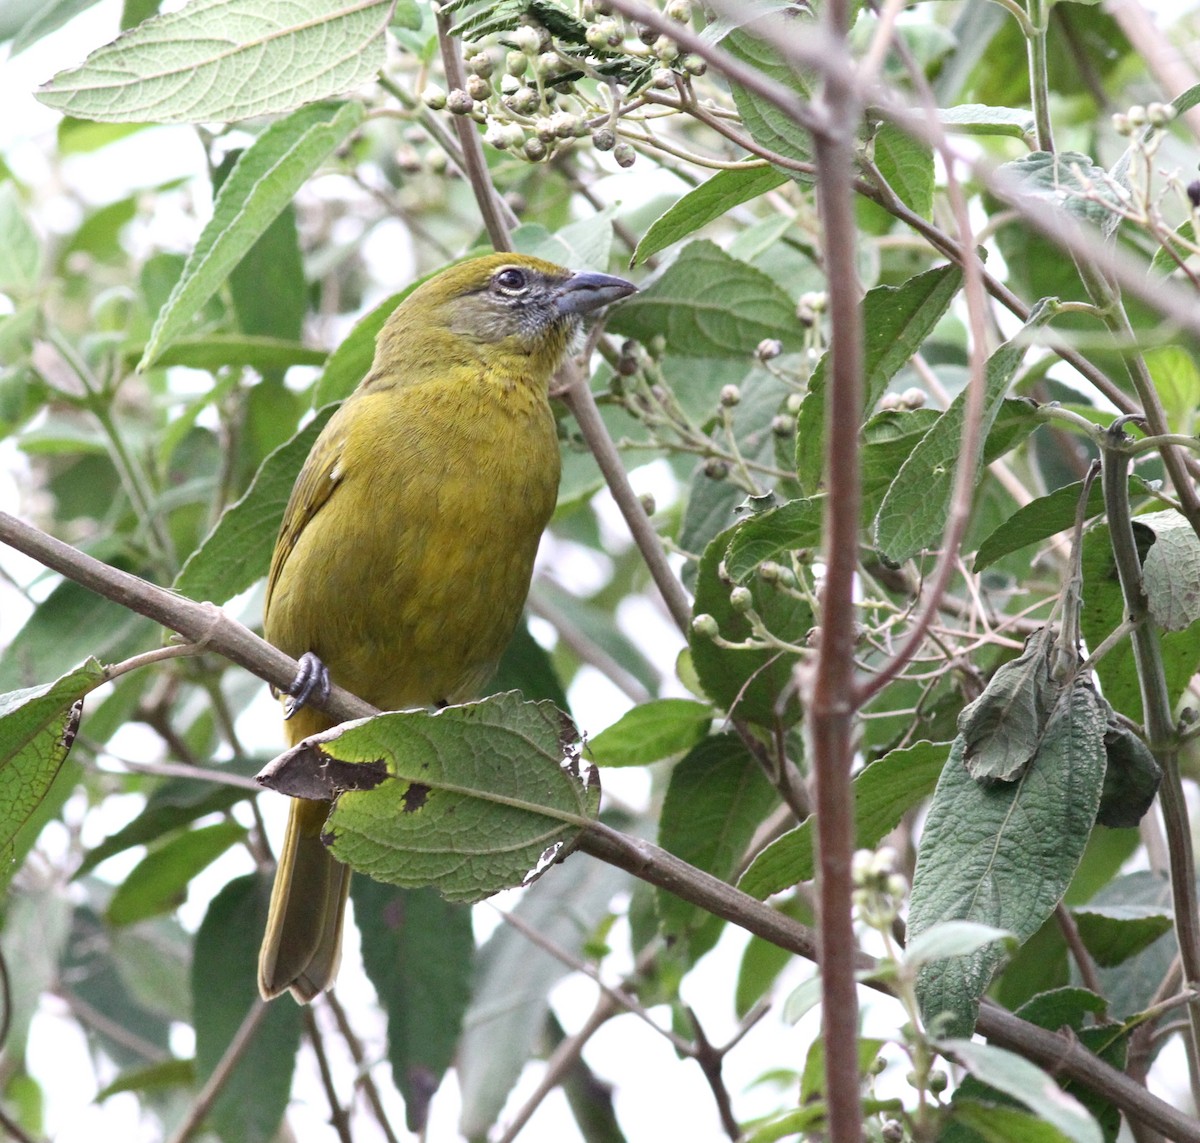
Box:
416;6;705;168
851;847;908;929
1111;101;1176;136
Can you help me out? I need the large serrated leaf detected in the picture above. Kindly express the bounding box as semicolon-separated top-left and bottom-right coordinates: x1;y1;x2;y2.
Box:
795;263;962;493
37;0;391;124
174;404;337;603
723;497;822;584
263;694;599;902
937;104;1036;138
909;679;1107;1037
998;150;1113;227
140;101;364;369
606;240;804;359
958;626;1058;784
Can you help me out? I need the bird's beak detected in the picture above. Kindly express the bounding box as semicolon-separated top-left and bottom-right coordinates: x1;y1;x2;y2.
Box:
554;270;637;316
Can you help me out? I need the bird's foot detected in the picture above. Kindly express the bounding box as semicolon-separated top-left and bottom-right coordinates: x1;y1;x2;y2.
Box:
284;651;332;719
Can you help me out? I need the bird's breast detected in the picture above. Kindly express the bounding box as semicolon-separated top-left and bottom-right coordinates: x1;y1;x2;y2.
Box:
264;371;560;715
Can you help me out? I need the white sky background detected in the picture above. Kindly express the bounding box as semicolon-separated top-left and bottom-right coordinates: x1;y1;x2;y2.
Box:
2;0;1198;1140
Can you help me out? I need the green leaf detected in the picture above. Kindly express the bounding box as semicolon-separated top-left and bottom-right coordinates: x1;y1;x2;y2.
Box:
722;18;814;169
690;520;812;728
958;627;1059;784
77;768;256;875
513;211;616;272
0;183;42;296
127;334;326;373
723;497;822;583
0;660;104;855
174;404;336;603
677;364;795;575
1149;219;1196;276
192;875;301;1143
1143;345;1200;434
10;0;106;55
875;331;1031;564
1084;871;1179;1020
973;476;1146;573
998;150;1113;227
795;263;962;493
938;1040;1103;1143
37;0;391;124
139;101;364;369
228;195;306;342
739;739;947;898
490;621;570;711
633;166;788;265
937;104;1036;138
860;407;942;520
951;1099;1077;1143
1137;509;1200;631
588;699;712;767
312;288;409;406
1071;904;1173;967
901;921;1017;970
606;240;805;359
909;680;1107;1037
96;1058;195;1102
1097;719;1161;829
352;882;472;1133
656;734;777;960
270;694;600;902
873;122;933;220
457;849;630;1137
1081;520;1200;725
106;820;246;926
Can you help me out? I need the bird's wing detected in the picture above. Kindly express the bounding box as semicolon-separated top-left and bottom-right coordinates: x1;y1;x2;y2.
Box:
265;414;348;611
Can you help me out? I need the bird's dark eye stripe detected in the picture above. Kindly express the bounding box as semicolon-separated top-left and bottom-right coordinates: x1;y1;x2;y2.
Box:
494;267;528;291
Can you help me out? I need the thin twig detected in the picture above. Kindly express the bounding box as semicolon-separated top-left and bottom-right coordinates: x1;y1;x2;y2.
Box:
167;1000;270;1143
303;1007;354;1143
435;10;516;251
1054;902;1103;997
324;992;402;1143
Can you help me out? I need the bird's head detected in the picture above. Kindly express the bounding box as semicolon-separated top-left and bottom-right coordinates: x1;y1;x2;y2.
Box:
375;253;636;378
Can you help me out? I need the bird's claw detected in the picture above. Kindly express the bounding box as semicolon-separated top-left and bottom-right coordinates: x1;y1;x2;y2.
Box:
284;651;332;719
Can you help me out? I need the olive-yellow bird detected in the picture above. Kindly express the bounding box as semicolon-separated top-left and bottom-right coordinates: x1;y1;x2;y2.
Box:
258;253;635;1002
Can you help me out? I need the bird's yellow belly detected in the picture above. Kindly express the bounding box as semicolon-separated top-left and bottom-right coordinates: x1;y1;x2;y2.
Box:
264;382;559;718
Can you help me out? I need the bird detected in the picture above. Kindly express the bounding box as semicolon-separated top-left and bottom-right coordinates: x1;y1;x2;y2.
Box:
257;252;636;1002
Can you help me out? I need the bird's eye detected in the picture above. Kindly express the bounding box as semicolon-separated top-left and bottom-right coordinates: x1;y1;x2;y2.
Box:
493;267;528;293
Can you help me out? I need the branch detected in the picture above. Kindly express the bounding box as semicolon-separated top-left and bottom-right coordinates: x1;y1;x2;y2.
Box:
167;1000;269;1143
807;0;865;1134
0;511;375;726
